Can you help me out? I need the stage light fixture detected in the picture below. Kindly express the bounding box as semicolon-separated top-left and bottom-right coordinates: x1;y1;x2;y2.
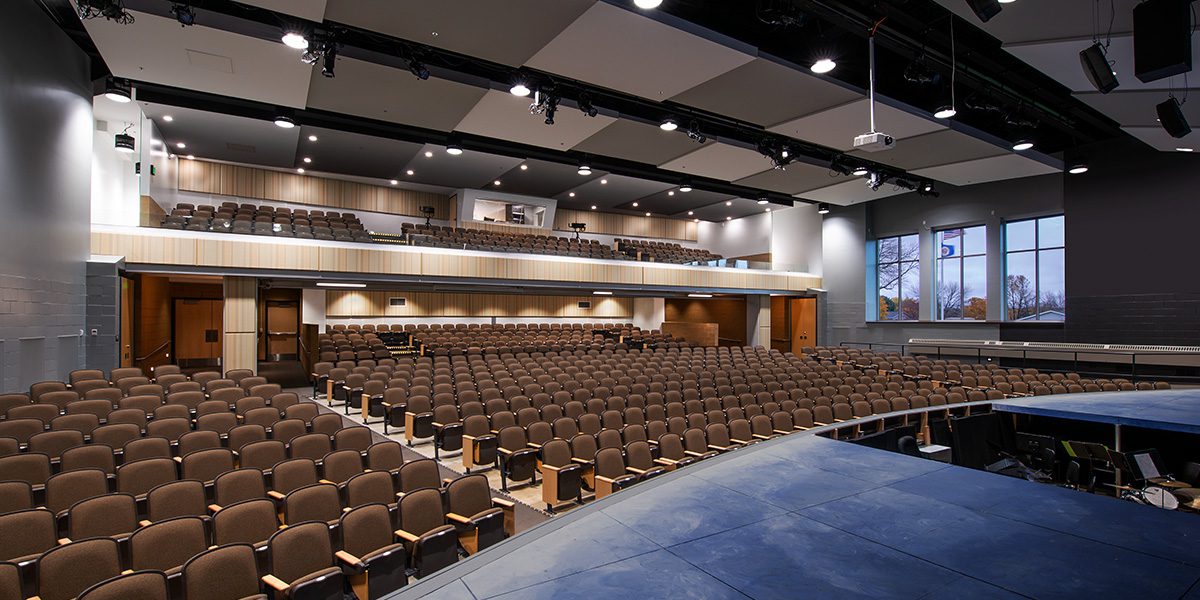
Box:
78;0;134;23
817;203;830;214
408;59;430;80
660;118;678;131
1012;139;1034;151
274;116;295;129
162;115;174;122
510;77;531;97
634;0;663;8
445;145;463;155
577;164;592;176
169;3;195;26
578;93;598;117
934;106;957;119
281;28;308;49
390;179;398;185
114;133;135;154
725;200;733;206
308;135;318;142
1067;161;1089;174
321;43;338;78
852;167;869;176
756;195;769;205
679;181;692;192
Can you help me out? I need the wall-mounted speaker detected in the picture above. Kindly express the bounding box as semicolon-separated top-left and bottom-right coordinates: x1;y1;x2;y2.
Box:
1080;43;1119;94
964;0;1001;22
1156;97;1192;139
1134;0;1193;83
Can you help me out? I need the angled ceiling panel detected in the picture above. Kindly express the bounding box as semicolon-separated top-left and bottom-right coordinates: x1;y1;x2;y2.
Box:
848;129;1009;171
295;126;424;180
324;0;596;67
455;90;617;151
1121;127;1200;153
735;162;851;195
526;2;755;101
799;179;913;206
659;143;774;182
142;102;300;168
491;159;605;198
400;143;524;189
306;57;487;132
84;11;314;108
553;174;675;211
573;120;711;166
767;98;946;151
632;188;736;218
235;0;329;21
911;154;1060;187
687;197;774;222
669;58;861;127
934;0;1137;45
1077;90;1200;129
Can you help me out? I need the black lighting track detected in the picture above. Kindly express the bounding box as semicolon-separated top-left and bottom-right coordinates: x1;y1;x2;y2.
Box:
131;81;799;208
99;0;940;193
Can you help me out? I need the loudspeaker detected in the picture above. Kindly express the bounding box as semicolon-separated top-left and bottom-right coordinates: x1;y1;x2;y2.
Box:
1157;97;1192;139
1134;0;1193;83
964;0;1001;22
1079;43;1119;94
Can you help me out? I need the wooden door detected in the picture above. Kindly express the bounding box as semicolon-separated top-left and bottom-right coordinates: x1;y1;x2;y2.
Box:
790;297;817;354
120;277;134;368
265;301;300;360
174;299;222;367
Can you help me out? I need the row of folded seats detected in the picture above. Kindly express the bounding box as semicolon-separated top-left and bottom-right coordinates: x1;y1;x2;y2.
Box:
0;371;517;598
801;346;1172;395
157;202;373;242
613;238;722;264
313;345;988;509
329;322;636;333
400;223;623;260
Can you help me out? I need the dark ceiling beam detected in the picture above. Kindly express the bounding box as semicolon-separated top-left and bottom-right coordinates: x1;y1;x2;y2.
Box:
102;0;939;193
131;80;797;208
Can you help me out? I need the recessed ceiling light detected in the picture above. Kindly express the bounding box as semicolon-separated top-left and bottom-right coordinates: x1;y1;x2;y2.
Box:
756;198;769;205
933;106;957;119
811;58;836;74
302;157;312;163
281;30;308;50
446;145;463;155
632;202;639;207
687;211;693;215
175;142;186;149
390;179;398;185
593;291;613;295
817;203;831;214
634;0;663;8
645;212;651;216
316;282;366;288
590;205;597;210
494;180;502;186
162;115;174;122
725;200;732;206
273;116;296;129
406;170;414;176
186;154;194;160
308;135;318;142
577;164;592;176
1176;147;1194;152
103;79;131;103
998;0;1015;3
600;179;608;184
765;207;772;212
296;168;305;174
726;216;732;220
425;151;434;157
520;164;528;170
568;192;576;197
693;218;700;222
852;167;869;176
510;82;531;97
679;184;692;193
1067;160;1089;174
1012;139;1034;151
660;119;678;131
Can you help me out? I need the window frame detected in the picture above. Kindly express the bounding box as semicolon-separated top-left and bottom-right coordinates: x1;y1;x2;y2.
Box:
1003;214;1065;322
874;233;921;321
934;224;987;321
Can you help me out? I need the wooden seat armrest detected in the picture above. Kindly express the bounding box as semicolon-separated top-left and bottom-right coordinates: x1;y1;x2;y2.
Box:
497;447;512;456
381;402;392;408
526;442;543;449
795;426;811;431
139;520;152;527
683;450;705;457
441;477;454;485
462;434;476;443
772;429;792;435
57;537;71;545
173;456;182;463
262;574;290;592
431;421;445;428
394;529;420;543
570;457;592;465
754;434;775;440
267;490;285;500
492;497;514;508
813;421;832;426
654;458;676;466
626;466;647;475
208;504;222;513
335;550;363;567
319;479;336;485
445;512;471;524
731;437;753;445
595;475;616;484
541;463;561;472
707;444;731;451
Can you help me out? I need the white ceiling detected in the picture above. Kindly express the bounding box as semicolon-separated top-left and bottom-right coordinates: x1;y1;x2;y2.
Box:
455;90;617;151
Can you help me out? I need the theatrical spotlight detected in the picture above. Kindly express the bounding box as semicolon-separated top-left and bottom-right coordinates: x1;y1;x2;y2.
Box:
408;59;430;80
78;0;134;23
169;3;195;26
321;43;338;78
578;92;598;117
685;120;706;144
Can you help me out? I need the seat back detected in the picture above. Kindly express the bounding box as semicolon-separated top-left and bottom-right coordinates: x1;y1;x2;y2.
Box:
35;537;122;600
181;544;263;600
44;468;109;515
267;521;336;584
0;508;56;562
68;493;138;540
213;468;268;507
211;498;279;546
146;479;208;521
284;483;342;525
397;459;441;494
129;516;208;573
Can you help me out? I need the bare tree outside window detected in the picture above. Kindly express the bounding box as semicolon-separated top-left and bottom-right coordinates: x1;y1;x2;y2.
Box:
876;234;920;320
1005;216;1065;321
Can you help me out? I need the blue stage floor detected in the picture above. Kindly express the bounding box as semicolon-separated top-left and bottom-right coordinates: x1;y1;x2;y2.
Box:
392;431;1200;600
994;389;1200;433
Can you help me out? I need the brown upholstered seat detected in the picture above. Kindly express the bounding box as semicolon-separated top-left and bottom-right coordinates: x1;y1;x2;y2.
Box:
34;537;122;600
182;544;269;600
262;521;344;600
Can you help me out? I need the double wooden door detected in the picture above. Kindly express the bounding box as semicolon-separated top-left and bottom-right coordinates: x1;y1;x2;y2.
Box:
174;299;223;368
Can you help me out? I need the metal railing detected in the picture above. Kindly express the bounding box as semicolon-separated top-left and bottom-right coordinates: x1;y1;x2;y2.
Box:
837;340;1200;383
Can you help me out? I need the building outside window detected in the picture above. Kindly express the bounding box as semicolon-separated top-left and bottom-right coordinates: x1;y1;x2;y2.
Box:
936;225;987;320
1005;215;1065;321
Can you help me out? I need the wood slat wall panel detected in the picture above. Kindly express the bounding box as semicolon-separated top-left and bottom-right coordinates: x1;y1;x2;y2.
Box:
91;230;821;292
178;160;452;219
223;277;258;373
553;208;697;241
326;291;633;318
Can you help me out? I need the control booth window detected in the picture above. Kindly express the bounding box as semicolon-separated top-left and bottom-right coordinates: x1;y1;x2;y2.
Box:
1005;215;1065;321
936;225;987;320
876;234;920;320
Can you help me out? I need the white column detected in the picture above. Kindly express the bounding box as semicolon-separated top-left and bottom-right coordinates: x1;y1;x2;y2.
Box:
632;297;664;332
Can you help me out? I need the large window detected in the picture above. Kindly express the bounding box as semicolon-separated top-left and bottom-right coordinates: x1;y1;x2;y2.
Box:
876;234;920;320
1005;215;1065;321
936;225;987;320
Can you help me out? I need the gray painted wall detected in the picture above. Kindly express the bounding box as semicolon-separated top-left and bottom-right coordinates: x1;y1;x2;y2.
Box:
822;173;1064;348
0;2;93;391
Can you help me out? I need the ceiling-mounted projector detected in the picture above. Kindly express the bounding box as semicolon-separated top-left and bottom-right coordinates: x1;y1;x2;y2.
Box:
854;132;895;152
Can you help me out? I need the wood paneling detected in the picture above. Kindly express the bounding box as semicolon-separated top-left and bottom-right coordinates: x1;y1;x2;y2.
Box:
553;209;697;241
91;230;821;293
223;276;257;373
134;274;171;375
178;159;452;219
139;195;165;227
661;321;719;347
326;291;634;319
665;298;747;347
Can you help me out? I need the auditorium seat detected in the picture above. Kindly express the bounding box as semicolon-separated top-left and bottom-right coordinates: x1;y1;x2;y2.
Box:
33;537;122;600
395;487;457;578
77;571;169;600
261;521;344;600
